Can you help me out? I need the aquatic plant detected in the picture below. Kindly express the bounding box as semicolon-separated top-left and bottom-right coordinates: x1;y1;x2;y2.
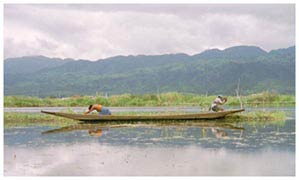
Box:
4;112;76;128
226;111;286;121
4;92;295;107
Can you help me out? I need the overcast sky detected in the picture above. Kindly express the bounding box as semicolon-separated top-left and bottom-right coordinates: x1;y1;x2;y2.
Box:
4;4;295;60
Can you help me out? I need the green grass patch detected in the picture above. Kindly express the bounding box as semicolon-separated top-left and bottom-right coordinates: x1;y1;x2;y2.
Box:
224;111;288;128
226;111;286;121
4;112;77;128
4;92;295;107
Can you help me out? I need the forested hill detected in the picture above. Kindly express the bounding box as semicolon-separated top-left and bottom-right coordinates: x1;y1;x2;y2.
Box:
4;45;295;97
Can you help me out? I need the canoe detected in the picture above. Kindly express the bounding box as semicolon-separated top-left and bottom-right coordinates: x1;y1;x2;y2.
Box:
41;109;245;122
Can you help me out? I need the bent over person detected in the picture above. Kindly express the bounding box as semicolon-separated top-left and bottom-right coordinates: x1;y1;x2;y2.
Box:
84;104;112;115
210;95;227;112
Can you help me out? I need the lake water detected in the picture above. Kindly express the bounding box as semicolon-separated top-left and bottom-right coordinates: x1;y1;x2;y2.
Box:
4;107;295;176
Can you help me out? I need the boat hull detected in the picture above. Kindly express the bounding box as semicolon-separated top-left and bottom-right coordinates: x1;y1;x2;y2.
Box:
41;109;245;122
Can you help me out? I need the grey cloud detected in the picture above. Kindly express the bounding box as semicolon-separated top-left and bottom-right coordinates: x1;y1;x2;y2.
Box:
4;4;295;60
29;4;294;25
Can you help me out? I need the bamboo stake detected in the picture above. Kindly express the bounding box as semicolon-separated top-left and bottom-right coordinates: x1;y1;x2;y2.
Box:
235;78;243;109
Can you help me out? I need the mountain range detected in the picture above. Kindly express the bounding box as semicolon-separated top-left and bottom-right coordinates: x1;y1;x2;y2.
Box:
4;45;295;97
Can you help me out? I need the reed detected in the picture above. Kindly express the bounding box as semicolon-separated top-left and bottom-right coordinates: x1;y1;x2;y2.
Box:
4;112;76;128
4;92;295;107
226;111;286;121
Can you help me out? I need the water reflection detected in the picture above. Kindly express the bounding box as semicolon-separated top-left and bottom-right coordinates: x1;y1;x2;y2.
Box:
4;143;295;176
4;108;295;176
41;120;244;138
41;120;246;143
211;128;228;138
89;128;103;137
5;117;294;152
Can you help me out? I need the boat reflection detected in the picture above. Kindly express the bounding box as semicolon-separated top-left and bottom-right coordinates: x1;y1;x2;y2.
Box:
42;120;244;139
88;128;103;137
211;128;228;138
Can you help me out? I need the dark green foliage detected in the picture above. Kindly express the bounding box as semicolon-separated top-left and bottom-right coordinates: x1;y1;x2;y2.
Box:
4;45;295;97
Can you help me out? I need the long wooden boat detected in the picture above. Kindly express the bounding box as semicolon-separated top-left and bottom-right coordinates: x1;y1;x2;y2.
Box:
41;109;245;122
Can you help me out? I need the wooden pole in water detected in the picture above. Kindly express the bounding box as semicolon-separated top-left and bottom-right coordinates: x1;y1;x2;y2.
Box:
205;91;208;111
236;78;243;109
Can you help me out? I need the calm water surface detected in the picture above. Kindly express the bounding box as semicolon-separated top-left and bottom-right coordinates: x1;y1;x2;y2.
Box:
4;107;295;176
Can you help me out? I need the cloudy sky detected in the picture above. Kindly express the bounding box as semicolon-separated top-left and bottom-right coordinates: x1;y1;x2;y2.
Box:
4;4;295;60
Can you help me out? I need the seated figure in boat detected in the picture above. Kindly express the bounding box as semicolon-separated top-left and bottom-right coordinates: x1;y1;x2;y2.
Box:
84;104;112;115
210;95;227;112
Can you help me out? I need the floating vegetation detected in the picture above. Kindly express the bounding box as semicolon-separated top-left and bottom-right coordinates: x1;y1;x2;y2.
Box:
4;113;76;128
226;111;286;121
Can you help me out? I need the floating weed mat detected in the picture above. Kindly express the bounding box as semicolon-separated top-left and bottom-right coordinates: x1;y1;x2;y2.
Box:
225;111;286;121
4;112;77;128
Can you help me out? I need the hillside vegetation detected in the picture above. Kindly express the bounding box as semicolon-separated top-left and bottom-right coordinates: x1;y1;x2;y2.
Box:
4;45;295;97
